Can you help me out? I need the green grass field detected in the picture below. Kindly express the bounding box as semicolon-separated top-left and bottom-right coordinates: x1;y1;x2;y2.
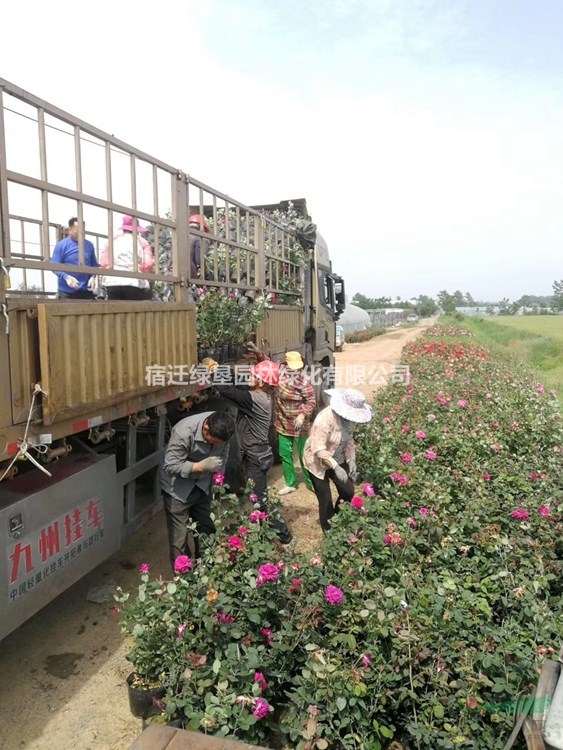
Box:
450;315;563;404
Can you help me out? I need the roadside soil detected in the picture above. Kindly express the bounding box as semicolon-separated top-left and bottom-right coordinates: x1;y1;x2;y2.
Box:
0;321;433;750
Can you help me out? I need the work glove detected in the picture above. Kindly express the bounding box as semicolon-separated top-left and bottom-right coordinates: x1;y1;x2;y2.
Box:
201;357;219;372
87;275;97;290
198;456;223;473
347;459;357;481
294;414;305;431
333;464;349;484
65;274;79;289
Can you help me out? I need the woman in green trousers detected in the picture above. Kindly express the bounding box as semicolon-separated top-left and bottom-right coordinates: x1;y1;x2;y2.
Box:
275;351;316;495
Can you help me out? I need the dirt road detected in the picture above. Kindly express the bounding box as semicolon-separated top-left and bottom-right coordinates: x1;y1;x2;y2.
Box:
0;321;432;750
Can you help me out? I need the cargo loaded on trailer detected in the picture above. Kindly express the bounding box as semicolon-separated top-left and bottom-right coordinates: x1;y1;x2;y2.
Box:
0;78;345;640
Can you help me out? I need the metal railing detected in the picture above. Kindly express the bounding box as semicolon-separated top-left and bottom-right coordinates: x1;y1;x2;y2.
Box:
0;78;305;304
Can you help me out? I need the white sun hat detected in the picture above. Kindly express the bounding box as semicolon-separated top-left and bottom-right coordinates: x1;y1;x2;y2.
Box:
326;388;372;423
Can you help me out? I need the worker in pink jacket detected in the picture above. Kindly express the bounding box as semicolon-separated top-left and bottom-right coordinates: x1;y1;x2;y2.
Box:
100;215;155;300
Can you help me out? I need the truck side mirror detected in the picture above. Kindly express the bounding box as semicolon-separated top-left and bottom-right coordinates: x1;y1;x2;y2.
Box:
333;275;345;318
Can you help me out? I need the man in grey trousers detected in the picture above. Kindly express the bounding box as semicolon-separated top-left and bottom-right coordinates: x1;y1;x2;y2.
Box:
159;410;236;569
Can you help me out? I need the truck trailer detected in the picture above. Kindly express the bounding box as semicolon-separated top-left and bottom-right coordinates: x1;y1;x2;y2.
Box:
0;78;345;640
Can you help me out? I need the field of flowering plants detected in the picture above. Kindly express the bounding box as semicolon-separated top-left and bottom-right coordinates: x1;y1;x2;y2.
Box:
118;324;562;750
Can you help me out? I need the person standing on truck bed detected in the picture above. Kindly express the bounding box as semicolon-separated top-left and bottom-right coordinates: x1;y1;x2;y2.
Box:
159;411;236;570
188;214;210;280
100;215;155;300
208;357;297;554
51;217;99;299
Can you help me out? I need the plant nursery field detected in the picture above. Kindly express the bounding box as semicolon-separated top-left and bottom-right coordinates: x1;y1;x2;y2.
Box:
119;323;563;749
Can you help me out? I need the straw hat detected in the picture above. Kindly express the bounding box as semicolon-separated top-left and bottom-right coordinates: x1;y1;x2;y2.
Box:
325;388;372;423
285;351;304;370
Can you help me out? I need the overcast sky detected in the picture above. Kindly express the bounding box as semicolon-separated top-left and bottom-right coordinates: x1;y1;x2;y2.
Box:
2;0;563;301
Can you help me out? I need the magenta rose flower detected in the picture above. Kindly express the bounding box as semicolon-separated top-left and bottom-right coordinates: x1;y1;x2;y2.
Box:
325;585;344;605
228;535;244;550
256;563;279;587
138;562;150;573
254;671;268;691
253;697;271;719
174;555;192;573
213;472;225;486
350;496;364;509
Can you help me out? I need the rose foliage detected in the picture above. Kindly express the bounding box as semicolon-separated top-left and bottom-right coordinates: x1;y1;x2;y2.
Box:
117;324;562;749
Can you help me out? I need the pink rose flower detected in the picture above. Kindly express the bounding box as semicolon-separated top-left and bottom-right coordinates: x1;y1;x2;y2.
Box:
238;526;249;535
361;653;372;669
213;472;225;486
256;563;279;587
491;443;501;454
254;672;268;691
457;399;467;408
253;697;272;719
425;450;437;460
415;430;426;440
390;472;409;484
249;510;268;522
174;555;192;573
260;627;273;645
363;483;375;496
539;506;550;517
350;496;364;509
401;425;410;433
228;535;244;550
177;623;187;638
325;585;344;605
401;453;413;463
215;612;234;625
511;507;529;521
407;517;417;527
482;474;491;481
138;563;150;573
249;493;259;504
536;383;545;394
427;414;436;421
418;507;428;516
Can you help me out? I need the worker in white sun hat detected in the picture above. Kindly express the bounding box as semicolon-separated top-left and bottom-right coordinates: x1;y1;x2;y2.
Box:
303;388;372;532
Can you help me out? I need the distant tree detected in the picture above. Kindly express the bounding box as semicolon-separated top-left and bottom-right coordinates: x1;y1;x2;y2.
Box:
351;293;373;310
465;292;475;306
415;295;438;318
351;293;393;309
437;290;457;315
453;290;465;307
552;280;563;311
498;297;512;316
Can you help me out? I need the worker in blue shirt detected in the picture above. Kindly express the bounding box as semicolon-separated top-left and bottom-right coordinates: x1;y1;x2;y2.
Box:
51;217;99;298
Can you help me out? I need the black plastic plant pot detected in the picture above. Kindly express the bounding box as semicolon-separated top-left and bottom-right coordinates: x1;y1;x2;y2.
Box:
126;672;165;719
198;347;210;362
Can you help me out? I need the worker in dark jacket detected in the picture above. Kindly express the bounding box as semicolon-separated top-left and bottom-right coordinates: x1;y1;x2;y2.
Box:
211;358;297;553
159;410;236;569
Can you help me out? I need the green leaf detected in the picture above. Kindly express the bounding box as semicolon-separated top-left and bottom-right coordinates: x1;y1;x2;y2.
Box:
167;582;177;595
380;726;393;738
336;697;347;711
434;703;445;719
360;609;370;618
317;741;329;750
212;659;221;674
305;643;319;651
384;586;396;597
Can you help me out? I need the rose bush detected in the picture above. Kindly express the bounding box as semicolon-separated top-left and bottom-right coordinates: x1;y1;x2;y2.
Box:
118;324;562;749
